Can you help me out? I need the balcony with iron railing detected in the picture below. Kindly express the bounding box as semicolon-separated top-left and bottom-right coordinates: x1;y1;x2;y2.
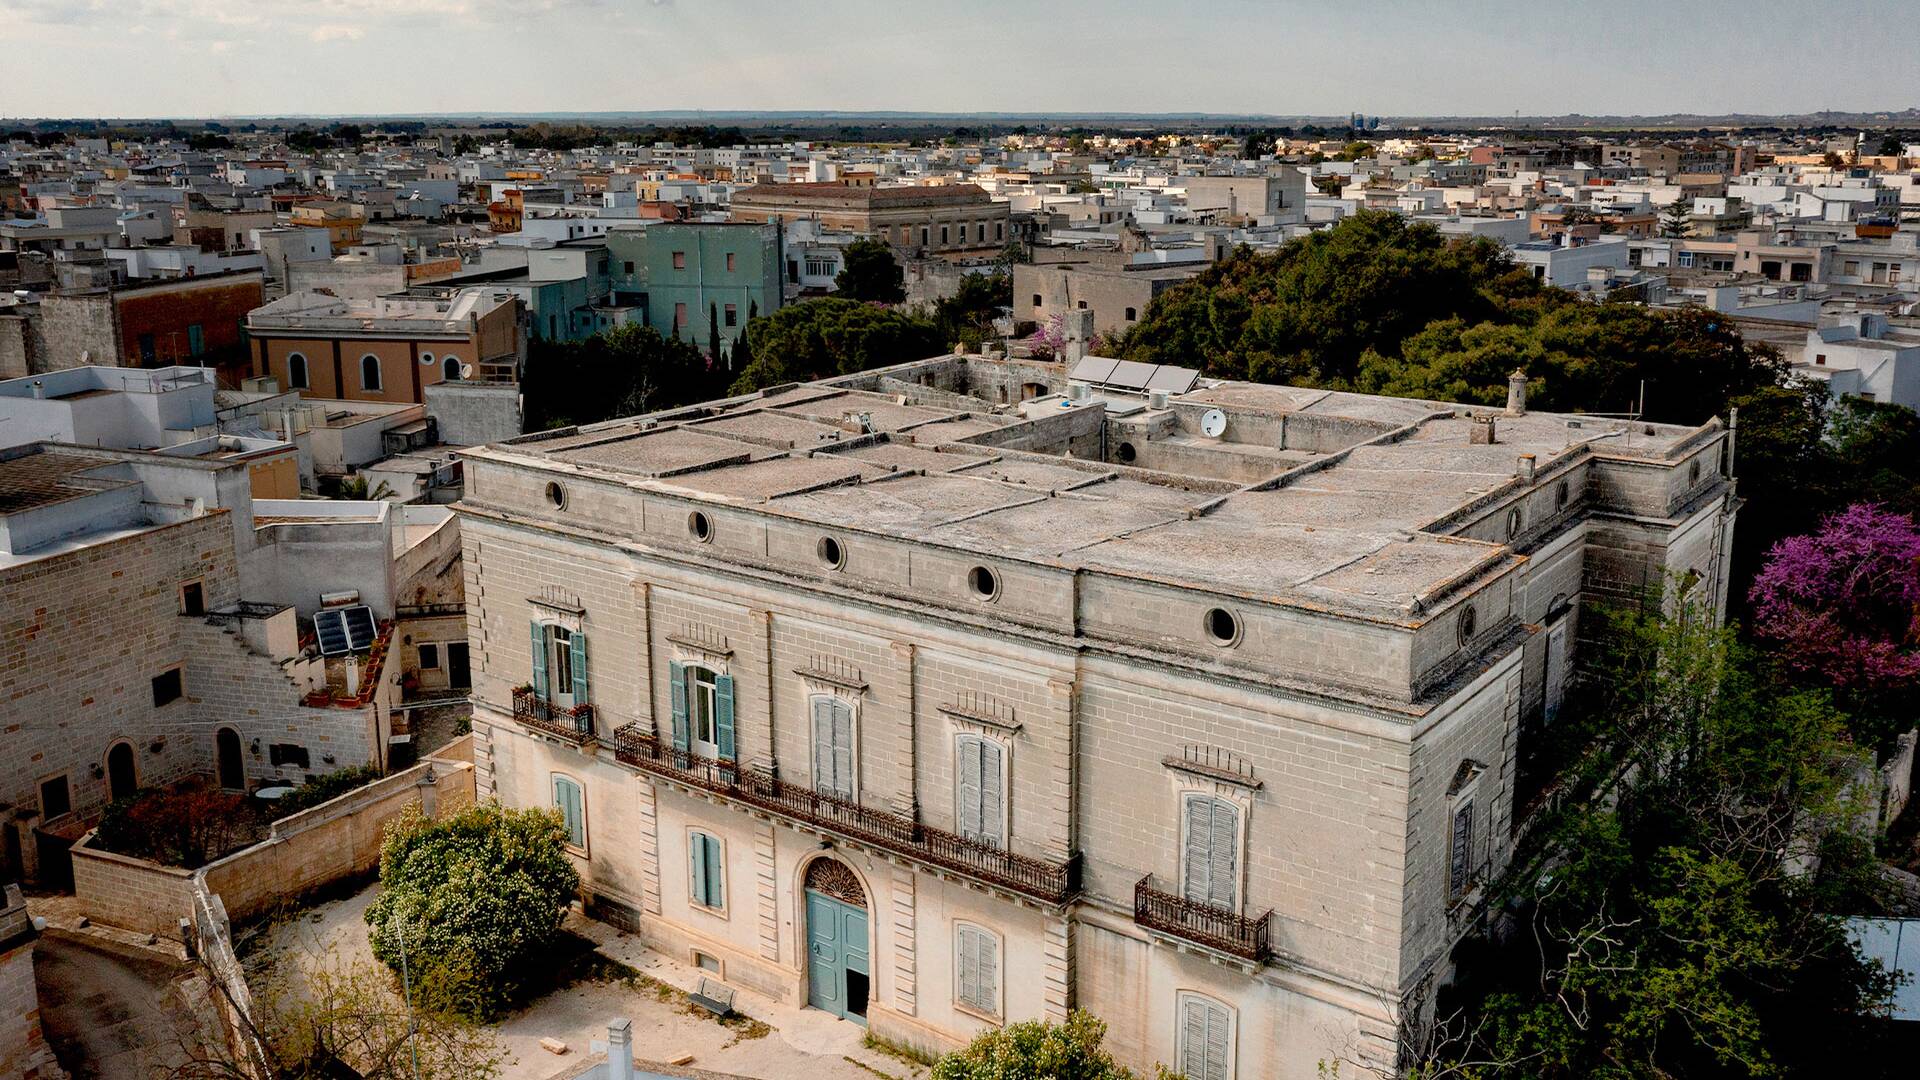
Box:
1134;875;1273;963
613;724;1078;905
511;686;597;747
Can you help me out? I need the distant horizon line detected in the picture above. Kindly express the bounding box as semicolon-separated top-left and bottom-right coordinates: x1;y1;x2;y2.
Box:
5;106;1920;127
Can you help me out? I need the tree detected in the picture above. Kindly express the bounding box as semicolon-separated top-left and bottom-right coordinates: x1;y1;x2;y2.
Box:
930;1010;1133;1080
364;803;579;1020
734;299;758;371
1876;134;1904;158
1660;197;1694;238
168;953;504;1080
709;301;723;367
834;238;906;303
520;323;720;430
1418;605;1897;1079
335;474;396;501
1749;503;1920;752
933;269;1011;350
729;298;946;394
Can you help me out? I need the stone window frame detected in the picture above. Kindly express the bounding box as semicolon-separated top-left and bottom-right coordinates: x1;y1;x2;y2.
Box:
1168;770;1254;916
948;721;1013;849
37;770;73;819
952;919;1005;1023
550;771;588;856
803;682;863;802
1446;759;1488;908
178;577;206;616
358;353;383;393
286;352;309;389
1173;988;1237;1080
152;663;185;708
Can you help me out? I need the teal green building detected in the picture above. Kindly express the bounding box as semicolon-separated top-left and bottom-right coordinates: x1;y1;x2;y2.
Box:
604;222;784;357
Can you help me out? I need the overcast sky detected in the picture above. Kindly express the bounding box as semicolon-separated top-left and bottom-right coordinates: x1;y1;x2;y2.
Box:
2;0;1917;120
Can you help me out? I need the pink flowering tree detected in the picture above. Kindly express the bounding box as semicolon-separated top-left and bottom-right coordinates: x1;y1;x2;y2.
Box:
1748;503;1920;747
1024;313;1066;360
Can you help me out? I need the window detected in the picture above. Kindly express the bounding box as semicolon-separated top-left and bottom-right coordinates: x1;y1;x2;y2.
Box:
1177;993;1234;1080
553;774;586;849
689;829;725;909
1076;300;1088;310
545;481;567;508
955;923;1000;1018
623;260;635;275
1456;605;1478;646
920;226;929;247
940;225;950;245
1125;307;1137;321
688;510;712;542
187;324;205;356
441;356;461;378
669;663;734;760
996;222;1004;241
152;667;183;706
421;351;437;367
270;743;310;769
817;535;845;570
1204;607;1240;647
287;353;309;389
672;251;686;269
725;252;736;272
138;333;156;363
418;643;440;670
1180;794;1239;909
1449;801;1475;901
39;774;71;818
811;695;855;799
955;735;1005;847
359;354;382;392
958;224;968;243
674;302;688;329
724;303;737;327
967;565;999;601
180;580;205;616
1031;293;1042;307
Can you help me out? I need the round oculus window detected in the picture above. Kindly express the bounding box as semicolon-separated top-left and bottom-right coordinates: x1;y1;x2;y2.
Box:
688;510;713;542
817;536;845;570
967;565;1000;601
1204;607;1241;647
544;481;566;509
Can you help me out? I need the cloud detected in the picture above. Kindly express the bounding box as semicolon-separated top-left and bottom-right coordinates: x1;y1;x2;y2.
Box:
308;24;364;42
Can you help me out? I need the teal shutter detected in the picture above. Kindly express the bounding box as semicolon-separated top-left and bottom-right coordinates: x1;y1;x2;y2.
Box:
668;662;689;752
553;777;584;848
689;833;706;904
529;622;549;700
569;632;590;706
705;834;724;907
714;674;736;761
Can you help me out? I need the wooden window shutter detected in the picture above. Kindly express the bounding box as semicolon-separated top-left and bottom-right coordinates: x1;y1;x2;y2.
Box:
1207;798;1238;909
568;632;589;707
529;622;548;700
979;740;1004;848
714;674;736;761
957;736;983;841
689;832;707;905
668;662;689;752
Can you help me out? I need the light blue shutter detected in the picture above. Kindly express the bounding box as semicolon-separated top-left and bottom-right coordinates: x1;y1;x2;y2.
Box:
569;632;590;707
704;834;723;907
689;833;707;905
553;777;583;848
957;736;983;841
979;741;1004;848
714;675;735;761
529;622;549;700
669;662;689;752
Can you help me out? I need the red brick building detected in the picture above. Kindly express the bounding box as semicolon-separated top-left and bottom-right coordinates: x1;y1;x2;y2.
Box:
32;270;265;383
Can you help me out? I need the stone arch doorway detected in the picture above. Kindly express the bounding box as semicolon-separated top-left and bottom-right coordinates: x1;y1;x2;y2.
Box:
106;742;138;802
803;857;870;1023
216;728;245;790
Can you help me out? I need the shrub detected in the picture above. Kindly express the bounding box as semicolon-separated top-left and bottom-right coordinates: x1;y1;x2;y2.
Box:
930;1010;1133;1080
92;780;258;868
364;802;579;1020
272;764;384;819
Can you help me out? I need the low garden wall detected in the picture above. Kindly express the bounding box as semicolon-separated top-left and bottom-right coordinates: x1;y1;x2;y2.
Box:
72;737;476;937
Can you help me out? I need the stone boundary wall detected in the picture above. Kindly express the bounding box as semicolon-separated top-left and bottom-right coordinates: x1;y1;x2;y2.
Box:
73;737;476;937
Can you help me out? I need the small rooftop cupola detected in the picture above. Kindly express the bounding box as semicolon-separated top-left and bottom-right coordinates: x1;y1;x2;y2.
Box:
1505;369;1528;416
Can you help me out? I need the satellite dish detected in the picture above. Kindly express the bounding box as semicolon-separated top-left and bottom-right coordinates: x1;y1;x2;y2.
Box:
1199;408;1228;439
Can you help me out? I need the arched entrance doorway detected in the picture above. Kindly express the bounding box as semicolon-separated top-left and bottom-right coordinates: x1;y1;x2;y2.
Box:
803;858;870;1023
216;728;245;790
106;742;138;802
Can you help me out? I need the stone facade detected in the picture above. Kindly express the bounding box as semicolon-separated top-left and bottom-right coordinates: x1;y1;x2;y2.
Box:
454;356;1737;1078
0;884;63;1080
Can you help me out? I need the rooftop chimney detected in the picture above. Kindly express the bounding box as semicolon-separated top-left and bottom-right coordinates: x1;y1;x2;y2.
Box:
1517;453;1536;482
1506;370;1528;416
1470;414;1498;445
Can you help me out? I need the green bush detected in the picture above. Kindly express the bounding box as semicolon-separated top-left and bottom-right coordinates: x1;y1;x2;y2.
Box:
272;764;384;819
931;1010;1134;1080
364;802;580;1020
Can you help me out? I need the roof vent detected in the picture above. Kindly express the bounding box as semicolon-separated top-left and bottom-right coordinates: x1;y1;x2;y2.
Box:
1470;414;1498;445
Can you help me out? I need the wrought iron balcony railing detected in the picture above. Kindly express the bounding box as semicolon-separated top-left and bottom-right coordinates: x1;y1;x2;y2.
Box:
511;686;597;747
613;724;1077;905
1134;875;1272;962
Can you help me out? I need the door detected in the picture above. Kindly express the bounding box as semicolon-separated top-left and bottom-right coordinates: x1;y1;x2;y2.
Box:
216;728;244;790
106;742;138;802
805;890;870;1023
447;642;471;689
548;626;575;709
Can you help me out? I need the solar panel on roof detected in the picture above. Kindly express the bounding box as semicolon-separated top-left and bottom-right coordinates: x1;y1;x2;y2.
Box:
314;604;377;656
1103;360;1159;391
1144;365;1201;394
1067;356;1120;385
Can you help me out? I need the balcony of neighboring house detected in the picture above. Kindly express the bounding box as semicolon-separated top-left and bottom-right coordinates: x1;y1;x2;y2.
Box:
511;685;597;748
611;724;1080;906
1134;875;1273;964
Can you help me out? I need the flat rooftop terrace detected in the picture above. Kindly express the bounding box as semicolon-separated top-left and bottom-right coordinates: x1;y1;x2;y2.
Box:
482;362;1714;619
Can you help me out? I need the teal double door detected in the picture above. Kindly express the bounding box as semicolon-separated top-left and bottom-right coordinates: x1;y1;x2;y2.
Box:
805;889;870;1023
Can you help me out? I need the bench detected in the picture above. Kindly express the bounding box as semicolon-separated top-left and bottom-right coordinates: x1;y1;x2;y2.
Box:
689;976;735;1017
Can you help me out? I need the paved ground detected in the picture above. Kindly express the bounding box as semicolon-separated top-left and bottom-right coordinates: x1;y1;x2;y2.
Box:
33;929;204;1080
253;883;934;1080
